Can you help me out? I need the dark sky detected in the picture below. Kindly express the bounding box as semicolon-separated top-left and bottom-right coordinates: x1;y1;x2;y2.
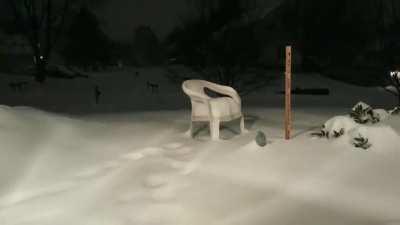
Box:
96;0;281;42
0;0;186;40
0;0;281;42
96;0;189;42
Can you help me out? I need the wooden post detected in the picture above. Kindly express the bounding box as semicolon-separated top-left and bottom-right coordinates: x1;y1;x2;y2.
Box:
285;46;292;140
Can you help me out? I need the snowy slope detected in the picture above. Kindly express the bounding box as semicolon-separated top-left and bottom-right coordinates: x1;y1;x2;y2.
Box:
0;69;400;225
0;106;399;225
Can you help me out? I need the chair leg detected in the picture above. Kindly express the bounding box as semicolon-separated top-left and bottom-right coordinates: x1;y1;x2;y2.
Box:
185;121;193;137
210;119;220;140
240;116;248;134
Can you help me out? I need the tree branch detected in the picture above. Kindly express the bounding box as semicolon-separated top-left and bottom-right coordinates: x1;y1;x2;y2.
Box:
7;0;36;50
7;0;23;29
43;0;51;59
39;0;47;28
53;0;70;46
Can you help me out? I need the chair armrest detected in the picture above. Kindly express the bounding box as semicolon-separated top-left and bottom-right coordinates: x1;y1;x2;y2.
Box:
182;85;211;103
220;86;241;105
206;83;241;105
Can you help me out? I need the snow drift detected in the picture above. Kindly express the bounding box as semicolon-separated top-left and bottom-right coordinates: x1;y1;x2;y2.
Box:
0;104;400;225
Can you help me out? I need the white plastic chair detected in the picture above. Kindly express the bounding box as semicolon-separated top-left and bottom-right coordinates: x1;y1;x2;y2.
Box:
182;79;246;140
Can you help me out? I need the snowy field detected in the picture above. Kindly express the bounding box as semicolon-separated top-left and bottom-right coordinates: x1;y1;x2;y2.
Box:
0;68;400;225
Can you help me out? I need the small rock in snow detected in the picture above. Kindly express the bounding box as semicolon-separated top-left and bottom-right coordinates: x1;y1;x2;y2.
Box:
255;131;267;147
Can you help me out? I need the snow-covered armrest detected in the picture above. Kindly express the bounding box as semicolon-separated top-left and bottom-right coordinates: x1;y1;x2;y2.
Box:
201;81;241;105
183;86;211;103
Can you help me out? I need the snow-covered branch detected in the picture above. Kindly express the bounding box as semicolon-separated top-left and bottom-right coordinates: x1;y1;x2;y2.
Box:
387;71;400;106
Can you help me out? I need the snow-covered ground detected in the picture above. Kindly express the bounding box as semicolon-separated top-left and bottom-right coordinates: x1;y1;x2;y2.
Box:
0;68;400;225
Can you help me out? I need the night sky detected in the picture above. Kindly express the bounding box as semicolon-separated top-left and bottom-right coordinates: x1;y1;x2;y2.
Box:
96;0;188;41
0;0;282;41
95;0;281;42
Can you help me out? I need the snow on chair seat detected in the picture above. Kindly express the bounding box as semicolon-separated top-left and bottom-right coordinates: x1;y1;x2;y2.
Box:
182;79;246;140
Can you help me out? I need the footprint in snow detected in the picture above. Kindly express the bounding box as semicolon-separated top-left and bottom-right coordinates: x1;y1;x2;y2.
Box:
103;160;120;169
75;160;119;179
0;181;77;207
163;142;184;149
120;147;162;161
141;147;162;156
150;178;190;201
168;159;186;170
121;152;144;161
151;185;176;201
180;162;198;175
116;190;147;203
76;167;105;178
164;146;192;155
143;174;170;188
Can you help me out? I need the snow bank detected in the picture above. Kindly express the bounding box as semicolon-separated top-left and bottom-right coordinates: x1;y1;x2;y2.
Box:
372;108;390;121
321;114;400;152
323;115;358;137
1;105;400;225
348;125;400;151
1;70;400;224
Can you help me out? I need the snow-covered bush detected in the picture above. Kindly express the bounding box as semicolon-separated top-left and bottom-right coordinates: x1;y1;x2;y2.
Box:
315;102;390;140
350;102;389;124
352;134;371;150
318;116;358;139
312;102;395;150
348;125;400;151
350;102;376;123
389;107;400;115
385;71;400;106
372;108;390;121
312;116;356;138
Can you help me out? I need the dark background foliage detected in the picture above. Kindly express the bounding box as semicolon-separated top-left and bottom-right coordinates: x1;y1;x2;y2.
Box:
1;0;400;87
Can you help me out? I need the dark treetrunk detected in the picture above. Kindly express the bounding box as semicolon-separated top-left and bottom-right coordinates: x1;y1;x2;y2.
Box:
34;57;47;83
8;0;70;83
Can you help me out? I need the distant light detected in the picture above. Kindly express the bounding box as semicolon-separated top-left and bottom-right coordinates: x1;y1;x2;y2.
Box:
40;56;44;60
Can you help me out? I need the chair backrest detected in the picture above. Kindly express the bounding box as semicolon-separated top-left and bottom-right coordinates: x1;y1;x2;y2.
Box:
182;79;243;120
182;80;212;100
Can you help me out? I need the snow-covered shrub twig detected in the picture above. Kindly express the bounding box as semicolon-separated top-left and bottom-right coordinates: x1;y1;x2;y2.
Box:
311;116;357;139
385;71;400;106
311;127;328;138
332;128;345;138
389;107;400;115
350;102;380;124
353;134;371;150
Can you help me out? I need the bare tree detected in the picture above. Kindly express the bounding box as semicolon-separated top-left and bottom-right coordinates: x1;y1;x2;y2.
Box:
186;0;215;19
7;0;70;83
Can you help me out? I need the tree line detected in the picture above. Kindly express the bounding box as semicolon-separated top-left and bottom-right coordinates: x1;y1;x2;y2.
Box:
3;0;400;86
